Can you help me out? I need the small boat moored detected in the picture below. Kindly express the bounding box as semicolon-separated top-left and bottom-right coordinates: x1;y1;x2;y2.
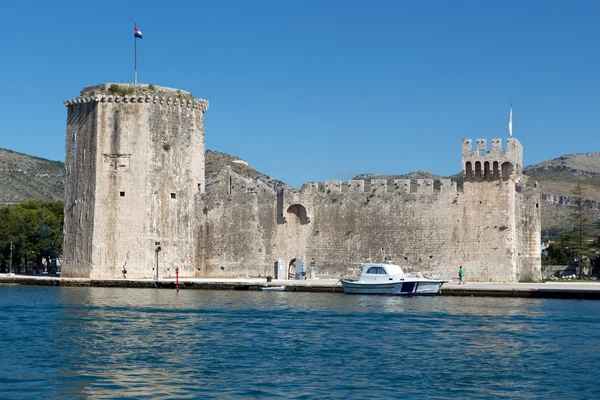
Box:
341;260;448;295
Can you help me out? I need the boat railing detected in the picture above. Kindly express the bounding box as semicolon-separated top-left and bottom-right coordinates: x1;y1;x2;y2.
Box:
407;271;450;280
405;272;425;279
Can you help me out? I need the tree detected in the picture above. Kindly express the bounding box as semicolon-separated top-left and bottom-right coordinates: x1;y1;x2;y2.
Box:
542;242;572;266
0;201;64;272
562;183;598;278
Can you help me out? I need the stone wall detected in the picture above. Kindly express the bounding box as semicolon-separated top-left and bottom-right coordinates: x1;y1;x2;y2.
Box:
197;142;541;282
198;168;279;277
458;180;517;281
516;183;542;281
62;102;98;277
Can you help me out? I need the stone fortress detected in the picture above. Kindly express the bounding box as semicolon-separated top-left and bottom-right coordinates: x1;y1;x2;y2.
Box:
63;84;541;282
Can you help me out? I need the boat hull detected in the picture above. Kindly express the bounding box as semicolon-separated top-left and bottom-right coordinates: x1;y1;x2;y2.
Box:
341;280;444;295
260;286;285;291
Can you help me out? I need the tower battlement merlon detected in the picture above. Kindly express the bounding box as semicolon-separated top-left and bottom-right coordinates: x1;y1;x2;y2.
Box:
297;178;458;195
63;83;209;112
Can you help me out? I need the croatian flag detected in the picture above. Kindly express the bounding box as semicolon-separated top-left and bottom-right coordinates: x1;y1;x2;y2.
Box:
135;26;143;39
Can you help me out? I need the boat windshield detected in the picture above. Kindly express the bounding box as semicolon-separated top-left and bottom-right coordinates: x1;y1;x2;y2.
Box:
383;265;405;275
366;266;387;275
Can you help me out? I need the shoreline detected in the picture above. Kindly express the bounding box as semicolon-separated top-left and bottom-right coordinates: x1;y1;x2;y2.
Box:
2;274;600;299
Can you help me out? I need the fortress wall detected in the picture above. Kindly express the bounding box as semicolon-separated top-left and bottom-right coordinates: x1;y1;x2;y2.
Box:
198;174;469;280
516;185;542;281
303;190;459;279
193;170;539;282
198;168;278;277
458;181;517;282
62;103;98;277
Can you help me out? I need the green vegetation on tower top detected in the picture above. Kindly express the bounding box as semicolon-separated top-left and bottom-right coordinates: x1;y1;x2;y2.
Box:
108;84;135;97
79;83;195;100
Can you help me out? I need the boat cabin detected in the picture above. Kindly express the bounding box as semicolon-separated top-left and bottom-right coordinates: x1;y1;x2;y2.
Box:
359;261;406;282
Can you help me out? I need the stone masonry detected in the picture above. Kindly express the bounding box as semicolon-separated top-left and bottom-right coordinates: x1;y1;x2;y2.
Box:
63;84;541;282
62;84;207;278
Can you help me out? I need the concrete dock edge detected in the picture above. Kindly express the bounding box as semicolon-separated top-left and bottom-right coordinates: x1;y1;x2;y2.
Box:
2;275;600;299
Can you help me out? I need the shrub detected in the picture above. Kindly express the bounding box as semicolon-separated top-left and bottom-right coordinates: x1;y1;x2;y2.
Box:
108;84;134;96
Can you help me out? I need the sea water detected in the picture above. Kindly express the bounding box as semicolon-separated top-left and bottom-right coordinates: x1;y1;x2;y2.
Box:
0;286;598;399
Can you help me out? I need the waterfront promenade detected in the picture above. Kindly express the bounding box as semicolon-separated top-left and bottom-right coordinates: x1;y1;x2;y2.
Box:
2;273;600;299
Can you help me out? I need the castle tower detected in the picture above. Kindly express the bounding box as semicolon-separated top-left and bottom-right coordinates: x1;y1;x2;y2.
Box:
459;137;540;281
462;138;522;182
62;84;208;278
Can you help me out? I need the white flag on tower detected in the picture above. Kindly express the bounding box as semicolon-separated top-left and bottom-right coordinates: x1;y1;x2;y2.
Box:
509;103;513;137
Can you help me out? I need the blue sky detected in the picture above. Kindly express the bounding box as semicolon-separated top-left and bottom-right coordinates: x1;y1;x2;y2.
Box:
0;0;598;188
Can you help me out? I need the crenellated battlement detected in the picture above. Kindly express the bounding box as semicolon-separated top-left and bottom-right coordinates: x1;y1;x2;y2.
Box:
462;137;522;157
462;137;523;182
298;178;458;195
63;83;209;111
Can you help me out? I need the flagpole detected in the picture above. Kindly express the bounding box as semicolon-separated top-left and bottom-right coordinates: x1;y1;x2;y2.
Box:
508;101;512;137
134;23;137;84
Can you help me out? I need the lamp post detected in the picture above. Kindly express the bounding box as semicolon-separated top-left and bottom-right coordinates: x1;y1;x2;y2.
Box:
154;241;161;281
8;241;13;275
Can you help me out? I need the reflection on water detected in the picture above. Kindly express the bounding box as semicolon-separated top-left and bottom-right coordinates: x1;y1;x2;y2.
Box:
1;286;599;399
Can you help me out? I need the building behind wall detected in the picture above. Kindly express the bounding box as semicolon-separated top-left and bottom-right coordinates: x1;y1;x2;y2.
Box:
62;84;541;282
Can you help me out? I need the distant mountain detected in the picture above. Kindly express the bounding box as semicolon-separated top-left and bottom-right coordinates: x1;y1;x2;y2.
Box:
524;153;600;236
205;150;293;191
523;153;600;202
0;148;65;203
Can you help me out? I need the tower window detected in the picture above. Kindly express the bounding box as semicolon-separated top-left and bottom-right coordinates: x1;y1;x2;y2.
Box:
171;193;176;199
120;191;125;197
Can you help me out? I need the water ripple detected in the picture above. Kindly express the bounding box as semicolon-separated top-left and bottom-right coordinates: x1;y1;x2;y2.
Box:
1;287;599;399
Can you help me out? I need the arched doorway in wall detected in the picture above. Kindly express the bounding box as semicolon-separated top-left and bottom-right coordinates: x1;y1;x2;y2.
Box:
501;162;514;180
484;161;490;180
465;161;473;180
288;257;305;280
493;161;499;180
287;204;309;225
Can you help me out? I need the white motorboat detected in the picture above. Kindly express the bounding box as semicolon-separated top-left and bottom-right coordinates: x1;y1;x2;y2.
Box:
341;261;448;295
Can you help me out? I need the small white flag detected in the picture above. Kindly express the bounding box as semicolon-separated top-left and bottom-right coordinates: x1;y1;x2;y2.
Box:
509;103;513;137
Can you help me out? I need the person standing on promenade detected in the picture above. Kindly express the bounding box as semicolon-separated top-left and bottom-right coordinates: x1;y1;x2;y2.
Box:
301;263;307;280
458;266;465;284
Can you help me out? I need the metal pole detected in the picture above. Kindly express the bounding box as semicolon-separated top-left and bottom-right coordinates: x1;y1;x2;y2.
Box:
9;241;12;275
155;250;158;281
17;222;20;272
176;267;179;291
134;23;137;84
